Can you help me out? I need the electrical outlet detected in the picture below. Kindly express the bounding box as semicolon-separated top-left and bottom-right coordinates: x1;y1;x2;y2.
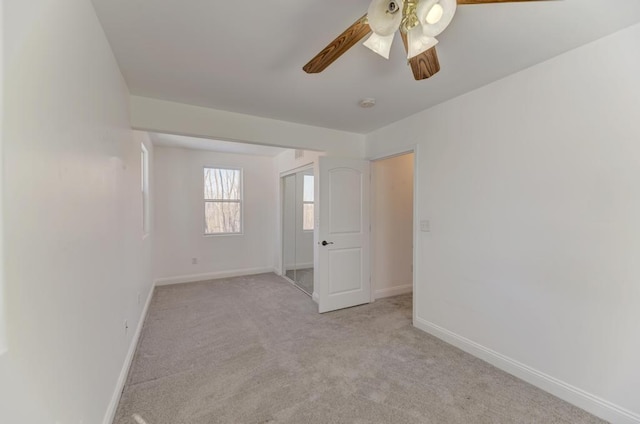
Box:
191;257;198;265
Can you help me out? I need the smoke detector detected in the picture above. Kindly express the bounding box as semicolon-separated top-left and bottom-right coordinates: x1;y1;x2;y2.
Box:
359;98;376;109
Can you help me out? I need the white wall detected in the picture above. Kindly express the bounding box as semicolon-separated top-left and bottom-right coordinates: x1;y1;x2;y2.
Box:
0;0;6;355
372;153;414;299
154;146;276;284
1;1;154;423
366;23;640;423
131;96;366;157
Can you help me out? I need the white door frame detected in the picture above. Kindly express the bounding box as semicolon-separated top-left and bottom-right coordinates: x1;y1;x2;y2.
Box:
279;163;314;284
368;145;419;326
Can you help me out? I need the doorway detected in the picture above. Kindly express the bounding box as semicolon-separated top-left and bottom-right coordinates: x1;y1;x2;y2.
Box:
371;152;415;301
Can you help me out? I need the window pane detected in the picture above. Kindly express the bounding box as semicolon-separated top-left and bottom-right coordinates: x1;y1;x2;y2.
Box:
303;175;314;202
204;168;241;200
303;203;314;231
205;202;241;234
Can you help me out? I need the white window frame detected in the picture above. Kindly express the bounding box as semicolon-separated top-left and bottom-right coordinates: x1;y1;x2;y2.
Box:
203;167;244;236
141;143;150;237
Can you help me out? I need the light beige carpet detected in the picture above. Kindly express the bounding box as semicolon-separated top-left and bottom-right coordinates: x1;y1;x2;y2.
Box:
113;273;606;424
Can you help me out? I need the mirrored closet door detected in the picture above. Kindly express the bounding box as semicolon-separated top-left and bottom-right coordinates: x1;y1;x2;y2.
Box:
282;169;315;296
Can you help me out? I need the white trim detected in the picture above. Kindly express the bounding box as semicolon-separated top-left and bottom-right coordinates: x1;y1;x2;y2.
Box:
413;316;640;424
155;267;274;286
411;145;419;326
368;147;416;162
279;163;314;178
312;291;319;304
141;143;150;237
280;174;286;282
374;284;413;299
102;284;155;424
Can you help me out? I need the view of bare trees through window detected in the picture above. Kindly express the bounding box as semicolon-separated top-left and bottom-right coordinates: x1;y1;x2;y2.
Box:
303;174;314;231
204;168;242;234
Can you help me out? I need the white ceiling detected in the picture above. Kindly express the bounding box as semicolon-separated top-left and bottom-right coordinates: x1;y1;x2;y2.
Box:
150;133;288;156
91;0;640;134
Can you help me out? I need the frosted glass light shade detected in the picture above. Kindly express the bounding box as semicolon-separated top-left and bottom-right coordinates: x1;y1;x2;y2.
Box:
367;0;404;36
363;32;396;59
407;27;438;59
426;4;444;24
417;0;457;37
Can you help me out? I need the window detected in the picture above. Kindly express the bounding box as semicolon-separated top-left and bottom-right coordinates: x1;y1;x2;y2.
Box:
204;167;242;235
303;174;314;231
141;144;150;236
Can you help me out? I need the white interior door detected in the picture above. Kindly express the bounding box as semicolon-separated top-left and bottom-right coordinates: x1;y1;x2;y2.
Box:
317;157;370;313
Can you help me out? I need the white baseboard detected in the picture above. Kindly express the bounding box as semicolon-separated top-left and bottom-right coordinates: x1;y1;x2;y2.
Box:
102;284;155;424
375;284;413;299
414;317;640;424
155;267;275;286
312;292;319;304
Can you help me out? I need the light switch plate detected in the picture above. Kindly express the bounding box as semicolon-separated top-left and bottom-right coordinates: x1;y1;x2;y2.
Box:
420;220;430;232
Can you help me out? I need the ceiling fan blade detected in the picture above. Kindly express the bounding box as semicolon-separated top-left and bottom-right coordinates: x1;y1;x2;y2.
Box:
458;0;551;4
400;32;441;80
303;15;371;74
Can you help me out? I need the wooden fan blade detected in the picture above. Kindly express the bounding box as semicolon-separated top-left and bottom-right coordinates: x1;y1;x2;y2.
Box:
400;32;441;80
458;0;551;4
303;15;371;74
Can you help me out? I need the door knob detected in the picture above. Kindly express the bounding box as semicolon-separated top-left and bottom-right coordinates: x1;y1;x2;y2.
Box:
321;240;334;246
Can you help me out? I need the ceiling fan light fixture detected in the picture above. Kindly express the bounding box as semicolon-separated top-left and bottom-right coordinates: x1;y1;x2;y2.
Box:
303;0;548;80
363;32;396;59
418;0;457;37
367;0;404;36
407;26;438;59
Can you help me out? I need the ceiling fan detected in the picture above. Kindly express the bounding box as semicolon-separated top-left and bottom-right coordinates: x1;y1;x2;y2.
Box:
303;0;549;80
